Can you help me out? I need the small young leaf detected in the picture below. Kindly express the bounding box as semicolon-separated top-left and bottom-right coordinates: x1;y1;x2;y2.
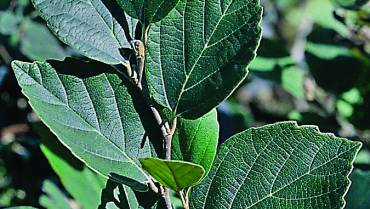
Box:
140;158;205;192
172;109;219;176
116;0;180;25
31;0;130;64
12;59;153;190
146;0;262;119
190;122;361;209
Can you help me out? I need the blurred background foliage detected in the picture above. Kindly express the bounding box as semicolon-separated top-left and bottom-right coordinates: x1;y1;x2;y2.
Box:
0;0;370;208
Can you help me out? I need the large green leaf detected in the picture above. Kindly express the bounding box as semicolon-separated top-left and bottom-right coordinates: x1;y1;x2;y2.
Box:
345;169;370;209
39;180;73;209
140;158;205;192
12;59;153;190
190;122;361;209
146;0;262;119
116;0;179;25
35;123;106;209
31;0;130;64
172;109;219;176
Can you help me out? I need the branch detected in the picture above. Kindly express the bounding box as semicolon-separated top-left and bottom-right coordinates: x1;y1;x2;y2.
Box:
147;176;159;194
180;190;189;209
131;27;176;209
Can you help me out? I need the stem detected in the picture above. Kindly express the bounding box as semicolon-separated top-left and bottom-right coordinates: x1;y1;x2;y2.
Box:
132;26;177;209
179;190;189;209
165;117;177;160
164;190;173;209
147;176;159;194
162;117;177;209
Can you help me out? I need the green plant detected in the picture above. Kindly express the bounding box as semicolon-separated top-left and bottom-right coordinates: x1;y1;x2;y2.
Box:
9;0;362;208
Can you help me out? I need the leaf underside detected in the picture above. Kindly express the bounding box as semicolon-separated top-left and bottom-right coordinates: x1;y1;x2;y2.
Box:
146;0;263;119
190;122;361;209
12;59;152;190
31;0;130;64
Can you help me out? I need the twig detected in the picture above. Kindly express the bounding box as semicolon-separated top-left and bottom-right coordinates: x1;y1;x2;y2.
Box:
165;117;177;160
179;190;189;209
131;26;177;209
147;176;159;194
162;117;177;209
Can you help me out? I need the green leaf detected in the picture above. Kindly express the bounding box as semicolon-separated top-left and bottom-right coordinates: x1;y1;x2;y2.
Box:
306;0;349;36
20;19;66;61
7;207;38;209
12;58;153;190
31;0;130;64
345;169;370;209
331;0;369;10
190;122;361;209
146;0;262;119
0;11;20;35
140;158;205;192
39;180;73;209
172;109;219;176
35;122;106;209
281;66;305;98
116;0;180;25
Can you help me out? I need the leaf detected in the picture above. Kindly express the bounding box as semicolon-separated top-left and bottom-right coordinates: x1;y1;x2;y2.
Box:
146;0;262;119
35;122;106;209
39;180;73;209
190;122;361;209
31;0;130;64
20;19;66;61
281;66;305;98
172;109;219;176
116;0;180;25
0;11;20;35
12;58;153;190
331;0;370;10
345;169;370;209
140;158;205;192
7;207;38;209
306;0;349;36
